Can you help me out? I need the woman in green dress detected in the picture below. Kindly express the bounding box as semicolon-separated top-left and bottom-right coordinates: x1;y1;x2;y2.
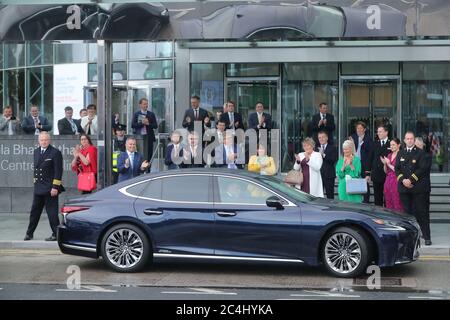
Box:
336;139;363;203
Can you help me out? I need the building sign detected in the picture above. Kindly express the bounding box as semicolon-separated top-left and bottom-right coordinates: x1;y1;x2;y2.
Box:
53;63;88;135
0;1;449;41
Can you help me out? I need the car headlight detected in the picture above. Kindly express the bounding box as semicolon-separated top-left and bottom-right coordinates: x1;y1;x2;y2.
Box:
372;219;406;231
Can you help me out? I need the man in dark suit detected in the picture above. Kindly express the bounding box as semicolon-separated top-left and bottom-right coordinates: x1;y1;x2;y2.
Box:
131;98;158;162
351;121;374;203
317;131;338;199
117;137;150;182
219;101;244;131
21;105;52;135
414;136;432;245
396;132;431;245
367;125;391;206
311;102;335;145
248;102;272;132
57;106;83;135
24;132;64;241
182;95;211;133
182;131;205;168
165;131;186;170
213;133;243;169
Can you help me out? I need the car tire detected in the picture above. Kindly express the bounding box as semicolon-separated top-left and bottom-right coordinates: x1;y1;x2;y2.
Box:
322;226;371;278
101;223;151;273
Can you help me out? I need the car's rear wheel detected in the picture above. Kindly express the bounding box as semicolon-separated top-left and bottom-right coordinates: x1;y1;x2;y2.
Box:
101;223;150;272
322;227;370;278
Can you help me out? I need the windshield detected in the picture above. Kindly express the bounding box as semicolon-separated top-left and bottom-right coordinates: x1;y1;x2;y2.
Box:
256;176;316;203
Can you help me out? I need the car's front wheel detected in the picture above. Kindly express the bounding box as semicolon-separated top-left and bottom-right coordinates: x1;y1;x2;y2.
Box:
101;223;151;272
322;227;371;278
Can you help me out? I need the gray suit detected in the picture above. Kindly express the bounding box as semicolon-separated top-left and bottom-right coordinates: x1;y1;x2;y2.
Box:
0;116;21;135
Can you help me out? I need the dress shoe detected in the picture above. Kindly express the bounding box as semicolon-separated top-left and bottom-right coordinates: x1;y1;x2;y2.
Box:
45;235;57;241
24;234;33;241
425;240;432;246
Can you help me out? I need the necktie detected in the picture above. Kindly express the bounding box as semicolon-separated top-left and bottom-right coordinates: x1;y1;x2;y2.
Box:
129;153;134;169
381;140;385;147
194;109;198;120
69;119;77;133
230;113;234;127
41;148;45;155
258;113;262;123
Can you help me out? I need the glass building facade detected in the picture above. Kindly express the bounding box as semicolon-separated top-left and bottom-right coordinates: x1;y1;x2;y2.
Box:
1;41;450;175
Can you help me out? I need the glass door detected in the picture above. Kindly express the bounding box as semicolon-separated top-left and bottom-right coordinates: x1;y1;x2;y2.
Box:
342;79;398;142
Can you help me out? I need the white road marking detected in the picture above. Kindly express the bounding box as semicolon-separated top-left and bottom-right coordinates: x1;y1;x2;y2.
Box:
291;290;360;298
161;288;236;295
408;296;444;300
56;285;117;293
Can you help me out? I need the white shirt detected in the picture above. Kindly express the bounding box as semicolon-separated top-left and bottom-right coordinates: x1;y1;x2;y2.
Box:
380;138;388;147
126;151;135;168
81;115;98;135
40;147;46;155
320;113;326;120
33;117;40;135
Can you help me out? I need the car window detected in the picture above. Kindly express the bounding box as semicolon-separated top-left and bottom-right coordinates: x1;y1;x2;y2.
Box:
256;176;315;203
125;182;148;197
139;178;162;199
161;175;210;203
216;176;278;205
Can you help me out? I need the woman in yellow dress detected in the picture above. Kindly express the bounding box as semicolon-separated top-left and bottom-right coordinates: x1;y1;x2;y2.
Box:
248;144;277;176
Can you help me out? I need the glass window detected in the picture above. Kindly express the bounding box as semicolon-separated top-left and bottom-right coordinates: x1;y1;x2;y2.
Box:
0;43;3;69
257;176;314;203
88;62;128;82
128;41;173;60
5;43;25;68
128;60;173;80
281;63;338;172
113;42;127;61
161;175;210;203
55;43;87;64
26;42;53;66
0;71;3;108
191;64;224;113
247;28;310;41
88;43;97;62
27;67;53;126
216;177;275;205
131;179;162;199
403;62;450;173
4;69;25;119
227;63;279;77
341;62;399;75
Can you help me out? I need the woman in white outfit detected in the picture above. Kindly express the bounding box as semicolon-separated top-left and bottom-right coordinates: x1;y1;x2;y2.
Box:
293;137;324;197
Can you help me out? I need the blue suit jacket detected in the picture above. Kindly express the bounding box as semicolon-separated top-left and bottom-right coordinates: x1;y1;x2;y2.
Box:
164;144;186;170
21;115;52;134
117;151;146;182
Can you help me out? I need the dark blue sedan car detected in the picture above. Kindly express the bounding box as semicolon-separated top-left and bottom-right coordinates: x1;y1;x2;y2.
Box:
58;169;420;278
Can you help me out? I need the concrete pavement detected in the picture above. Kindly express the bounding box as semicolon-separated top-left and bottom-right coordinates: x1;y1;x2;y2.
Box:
0;213;449;255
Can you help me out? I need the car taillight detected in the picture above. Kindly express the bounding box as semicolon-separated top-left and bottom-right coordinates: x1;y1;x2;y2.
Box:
61;206;90;214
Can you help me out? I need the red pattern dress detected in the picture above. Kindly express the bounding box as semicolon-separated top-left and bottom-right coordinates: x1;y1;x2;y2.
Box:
383;152;403;212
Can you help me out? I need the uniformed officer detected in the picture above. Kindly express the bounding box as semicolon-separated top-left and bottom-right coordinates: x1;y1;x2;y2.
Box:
24;132;65;241
395;131;431;245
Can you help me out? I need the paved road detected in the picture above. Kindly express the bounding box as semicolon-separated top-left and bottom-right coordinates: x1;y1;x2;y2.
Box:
0;249;449;299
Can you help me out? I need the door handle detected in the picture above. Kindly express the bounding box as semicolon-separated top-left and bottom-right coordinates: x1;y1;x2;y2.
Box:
216;211;236;217
143;209;163;215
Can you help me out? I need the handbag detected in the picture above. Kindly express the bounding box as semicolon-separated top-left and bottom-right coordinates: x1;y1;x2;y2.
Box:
284;169;303;186
77;166;96;192
345;178;368;194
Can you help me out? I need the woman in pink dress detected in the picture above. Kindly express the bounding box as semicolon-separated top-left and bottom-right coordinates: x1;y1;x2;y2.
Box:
381;138;403;212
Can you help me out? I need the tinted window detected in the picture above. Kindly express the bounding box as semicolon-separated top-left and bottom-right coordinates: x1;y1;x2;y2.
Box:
216;177;276;205
161;175;210;203
126;179;162;198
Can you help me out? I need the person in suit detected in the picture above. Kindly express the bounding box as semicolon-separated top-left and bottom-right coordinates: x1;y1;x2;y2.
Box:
112;124;127;184
182;131;205;168
219;101;244;131
248;102;272;132
367;125;391;206
182;95;211;133
351;121;373;203
117;137;150;183
165;131;186;170
414;136;432;245
24;132;64;241
317;131;338;199
396;132;431;245
21;105;52;135
213;133;243;169
57;106;83;135
80;104;98;136
131;98;158;162
0;106;21;135
311;102;335;145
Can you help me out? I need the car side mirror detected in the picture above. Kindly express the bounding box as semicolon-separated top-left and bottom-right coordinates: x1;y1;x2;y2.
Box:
266;196;284;210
